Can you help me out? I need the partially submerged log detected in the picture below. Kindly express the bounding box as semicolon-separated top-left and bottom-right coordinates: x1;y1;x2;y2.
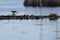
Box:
0;11;59;20
24;0;60;7
0;14;59;20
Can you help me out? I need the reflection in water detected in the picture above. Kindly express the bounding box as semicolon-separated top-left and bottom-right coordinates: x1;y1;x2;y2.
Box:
0;19;59;40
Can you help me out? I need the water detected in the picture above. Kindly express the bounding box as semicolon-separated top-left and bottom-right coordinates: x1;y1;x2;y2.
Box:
0;0;60;40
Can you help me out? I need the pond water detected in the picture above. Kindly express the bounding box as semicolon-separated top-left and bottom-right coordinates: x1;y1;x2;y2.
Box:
0;0;60;40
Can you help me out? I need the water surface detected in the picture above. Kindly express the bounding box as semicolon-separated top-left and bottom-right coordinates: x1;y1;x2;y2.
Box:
0;0;60;40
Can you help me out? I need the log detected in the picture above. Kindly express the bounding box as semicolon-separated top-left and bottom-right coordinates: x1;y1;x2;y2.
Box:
0;14;59;20
24;0;60;7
